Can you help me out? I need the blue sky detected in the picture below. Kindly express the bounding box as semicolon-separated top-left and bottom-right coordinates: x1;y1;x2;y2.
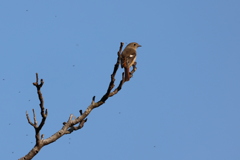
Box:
1;0;240;159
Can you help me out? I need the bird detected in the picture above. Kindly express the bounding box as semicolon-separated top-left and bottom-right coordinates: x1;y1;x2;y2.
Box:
121;42;141;81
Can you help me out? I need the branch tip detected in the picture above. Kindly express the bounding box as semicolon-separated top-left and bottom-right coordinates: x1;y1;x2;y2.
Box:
79;110;83;115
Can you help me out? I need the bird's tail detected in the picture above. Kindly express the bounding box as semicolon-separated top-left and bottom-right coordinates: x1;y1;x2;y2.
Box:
124;67;130;81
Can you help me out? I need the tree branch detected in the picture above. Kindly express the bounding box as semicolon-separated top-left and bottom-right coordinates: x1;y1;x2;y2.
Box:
19;42;136;160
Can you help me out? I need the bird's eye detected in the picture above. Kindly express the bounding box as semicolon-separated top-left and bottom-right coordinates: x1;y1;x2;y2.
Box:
134;43;136;46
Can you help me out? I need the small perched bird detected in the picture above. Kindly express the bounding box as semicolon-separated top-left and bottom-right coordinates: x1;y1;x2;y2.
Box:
121;42;141;81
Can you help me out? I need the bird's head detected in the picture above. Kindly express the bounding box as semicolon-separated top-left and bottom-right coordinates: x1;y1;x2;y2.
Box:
126;42;142;49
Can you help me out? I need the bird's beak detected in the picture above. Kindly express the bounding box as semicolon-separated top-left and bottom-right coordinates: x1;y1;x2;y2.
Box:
138;44;142;47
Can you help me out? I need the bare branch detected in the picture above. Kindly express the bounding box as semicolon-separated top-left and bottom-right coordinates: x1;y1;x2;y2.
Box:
100;42;124;102
19;42;137;160
20;73;48;160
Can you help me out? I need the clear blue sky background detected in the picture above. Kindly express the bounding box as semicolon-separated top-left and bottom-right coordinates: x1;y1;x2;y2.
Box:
0;0;239;160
